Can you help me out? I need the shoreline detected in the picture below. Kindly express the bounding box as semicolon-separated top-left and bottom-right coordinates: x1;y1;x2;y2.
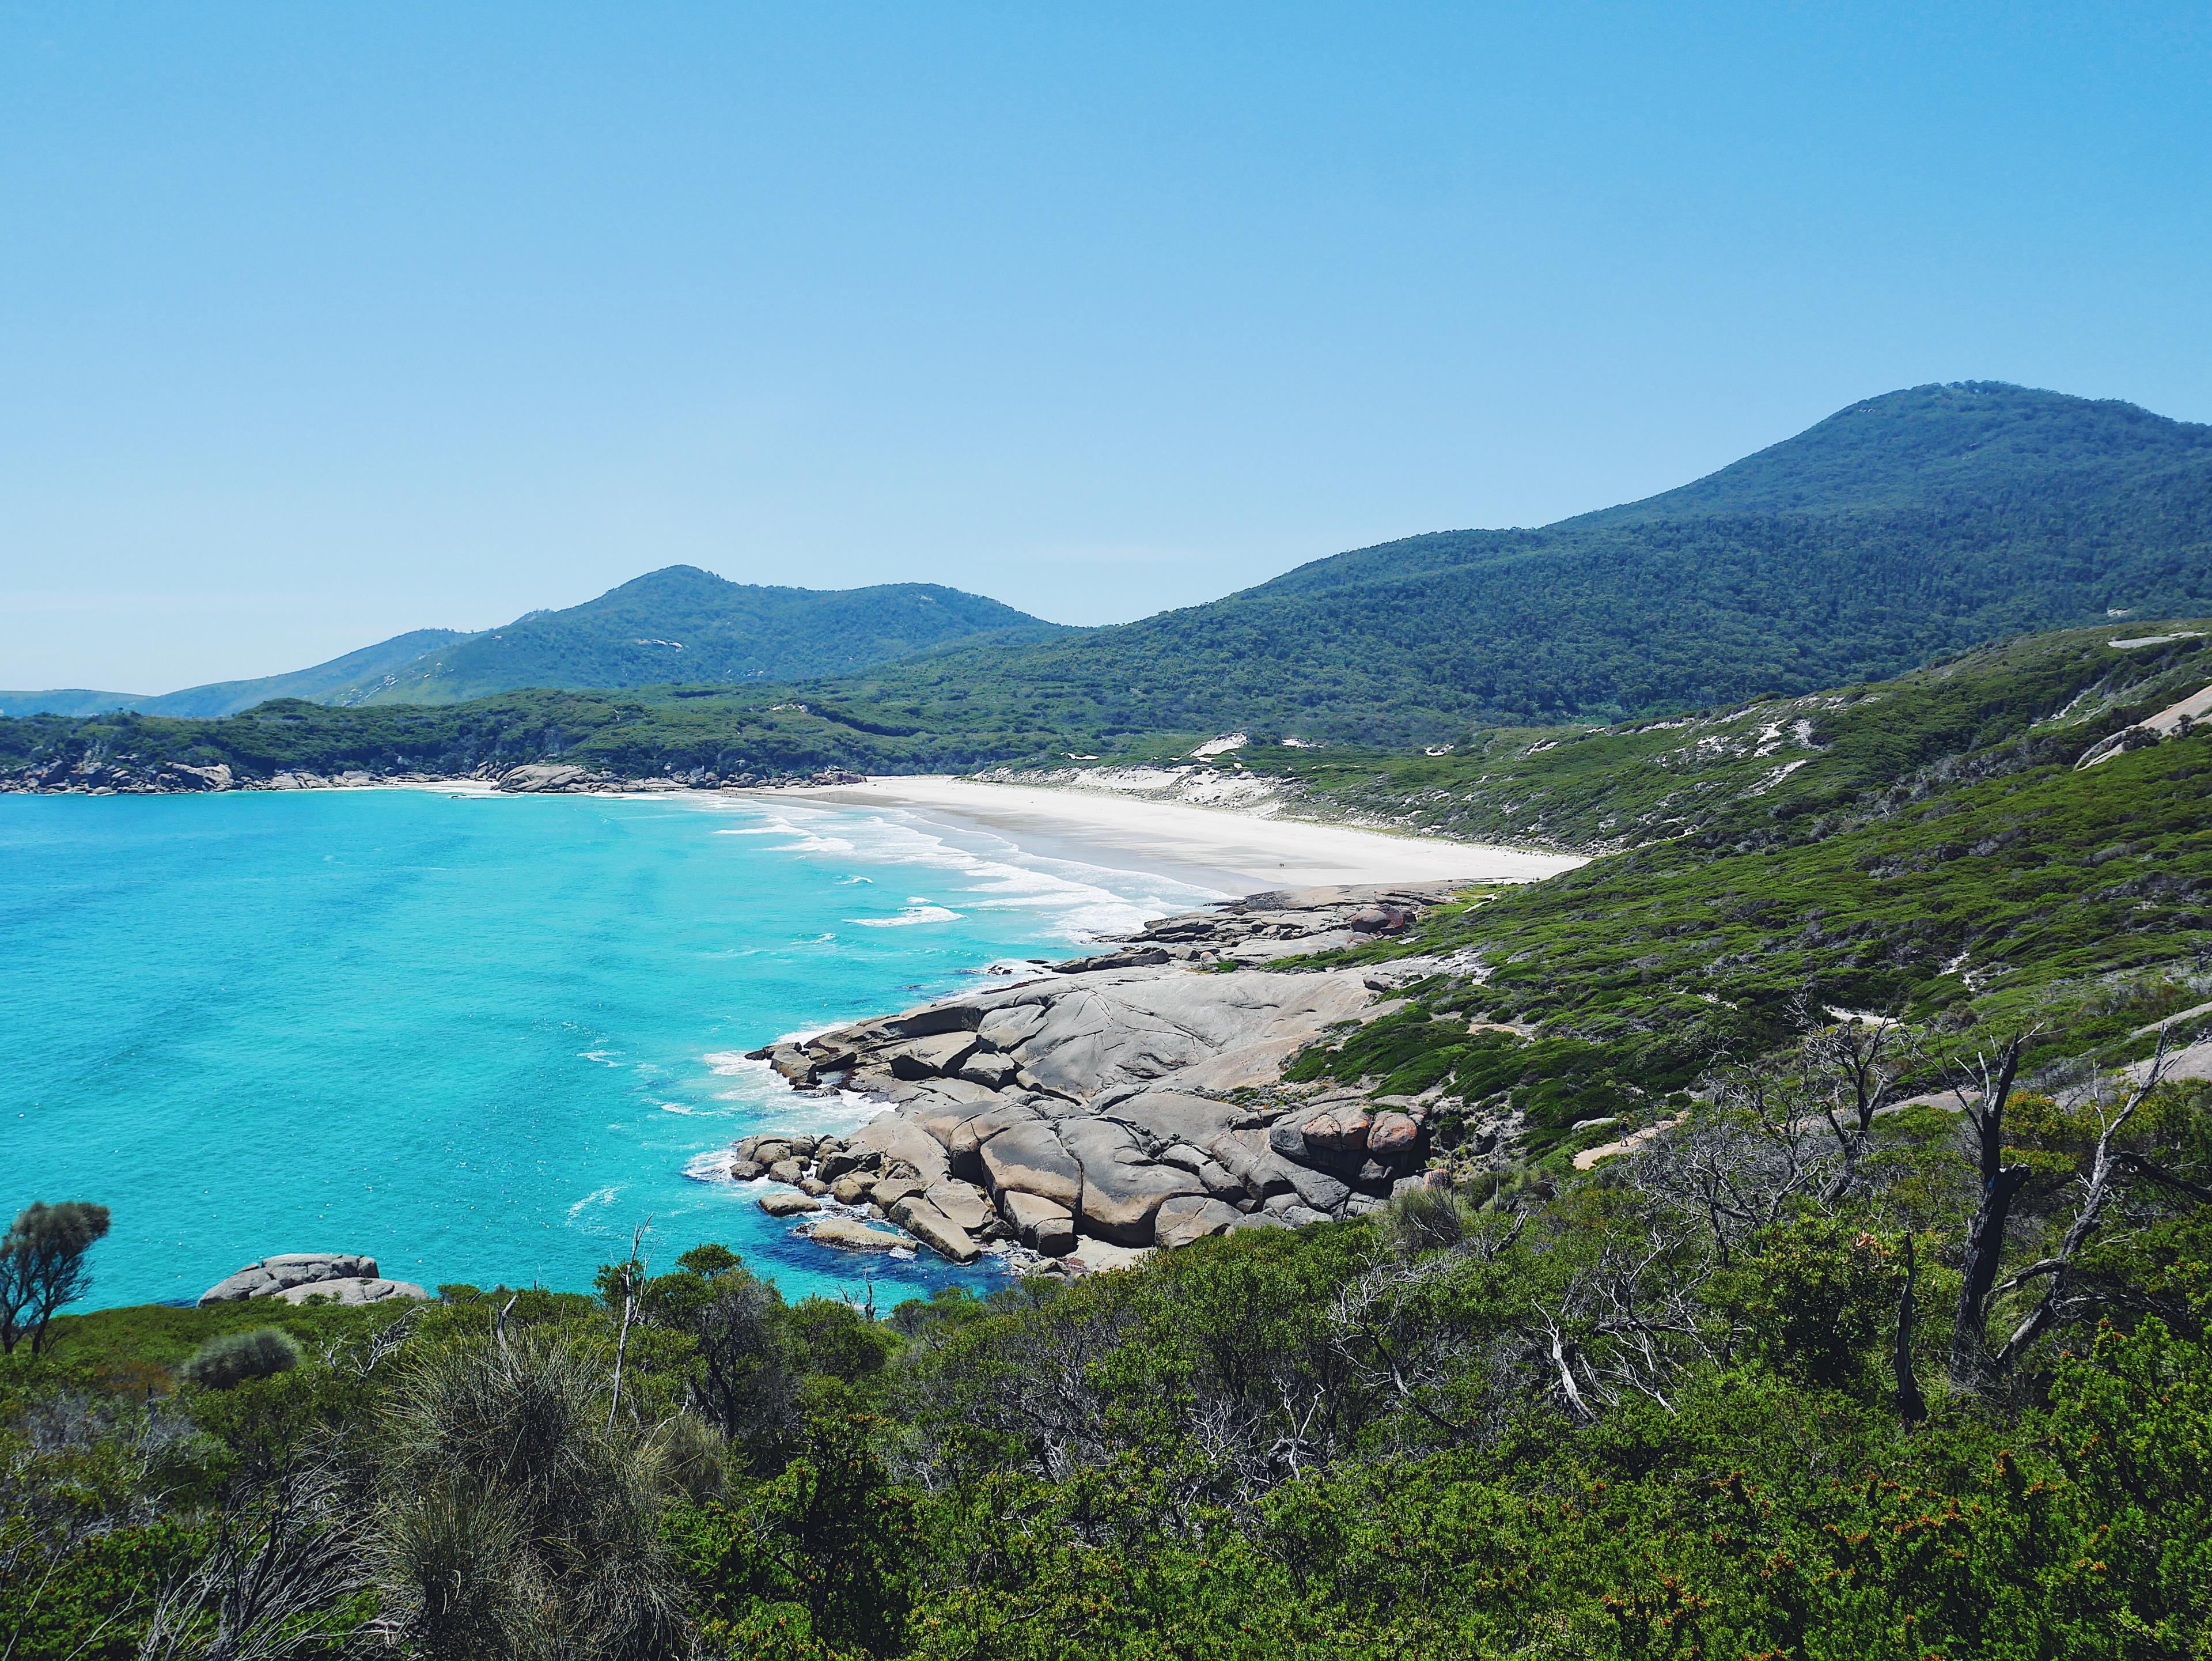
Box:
784;774;1586;893
9;764;1590;893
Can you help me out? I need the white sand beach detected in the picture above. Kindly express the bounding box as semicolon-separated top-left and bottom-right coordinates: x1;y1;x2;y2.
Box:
790;775;1586;894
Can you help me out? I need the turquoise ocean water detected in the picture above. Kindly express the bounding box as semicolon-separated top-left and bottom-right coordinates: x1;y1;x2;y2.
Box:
0;788;1216;1310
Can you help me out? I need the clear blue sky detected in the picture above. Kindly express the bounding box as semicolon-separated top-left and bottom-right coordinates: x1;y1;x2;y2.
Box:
5;3;2209;693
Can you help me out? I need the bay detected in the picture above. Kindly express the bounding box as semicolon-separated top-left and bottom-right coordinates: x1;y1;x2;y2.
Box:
0;787;1214;1309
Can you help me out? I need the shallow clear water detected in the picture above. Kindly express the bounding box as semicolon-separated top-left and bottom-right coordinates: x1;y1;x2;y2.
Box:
0;788;1215;1310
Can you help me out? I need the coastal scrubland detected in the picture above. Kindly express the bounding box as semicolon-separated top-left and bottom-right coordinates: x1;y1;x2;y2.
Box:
7;381;2212;1654
5;1037;2209;1656
7;678;2212;1653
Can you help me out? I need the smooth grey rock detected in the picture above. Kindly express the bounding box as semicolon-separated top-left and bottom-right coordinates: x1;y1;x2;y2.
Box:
1153;1195;1241;1248
1281;1161;1353;1214
843;1114;952;1187
497;762;592;793
1205;1133;1300;1200
1062;1119;1206;1244
957;1052;1021;1088
978;1121;1084;1209
272;1276;428;1306
889;1196;980;1263
885;1031;979;1080
924;1179;995;1235
808;1217;910;1251
976;1002;1047;1051
759;1191;822;1217
999;1190;1076;1254
1105;1089;1243;1148
767;1159;805;1186
199;1253;379;1306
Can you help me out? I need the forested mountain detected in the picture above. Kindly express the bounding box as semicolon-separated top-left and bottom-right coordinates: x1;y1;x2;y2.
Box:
830;382;2212;743
132;629;478;717
339;567;1060;705
1;570;1060;720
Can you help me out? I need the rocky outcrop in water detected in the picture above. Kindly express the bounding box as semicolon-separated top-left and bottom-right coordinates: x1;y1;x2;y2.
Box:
198;1252;431;1307
734;884;1463;1266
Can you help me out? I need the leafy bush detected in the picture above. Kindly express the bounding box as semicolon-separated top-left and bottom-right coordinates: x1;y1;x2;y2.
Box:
176;1326;300;1390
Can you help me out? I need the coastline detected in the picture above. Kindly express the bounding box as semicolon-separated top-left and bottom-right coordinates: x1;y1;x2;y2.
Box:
784;774;1586;893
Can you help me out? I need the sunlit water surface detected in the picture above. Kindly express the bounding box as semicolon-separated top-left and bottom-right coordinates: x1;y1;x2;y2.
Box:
0;788;1215;1308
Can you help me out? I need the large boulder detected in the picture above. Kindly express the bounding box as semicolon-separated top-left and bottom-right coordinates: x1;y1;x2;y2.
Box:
1060;1120;1206;1244
1203;1132;1301;1201
999;1191;1077;1255
199;1253;388;1306
843;1114;952;1187
889;1196;981;1263
496;763;592;793
1104;1089;1242;1148
1366;1111;1421;1160
923;1179;995;1236
1153;1195;1243;1249
758;1191;821;1218
885;1031;980;1080
978;1121;1084;1209
808;1217;910;1252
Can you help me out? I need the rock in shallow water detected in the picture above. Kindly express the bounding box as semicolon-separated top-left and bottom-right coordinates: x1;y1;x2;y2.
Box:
199;1253;429;1307
806;1217;910;1251
757;1191;822;1217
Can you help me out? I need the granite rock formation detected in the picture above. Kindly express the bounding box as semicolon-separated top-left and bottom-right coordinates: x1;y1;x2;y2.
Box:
732;884;1463;1265
198;1253;431;1307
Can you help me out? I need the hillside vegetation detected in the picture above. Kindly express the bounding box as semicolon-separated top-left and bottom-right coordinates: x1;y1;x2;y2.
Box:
6;568;1061;721
830;383;2212;743
341;567;1061;706
8;584;2212;1655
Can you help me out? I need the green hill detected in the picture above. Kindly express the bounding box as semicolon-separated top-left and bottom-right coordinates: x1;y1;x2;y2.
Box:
827;382;2212;744
0;688;148;717
134;628;476;717
342;566;1061;705
6;569;1062;722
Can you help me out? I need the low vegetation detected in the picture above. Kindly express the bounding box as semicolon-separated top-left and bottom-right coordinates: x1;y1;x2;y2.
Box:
5;1027;2209;1658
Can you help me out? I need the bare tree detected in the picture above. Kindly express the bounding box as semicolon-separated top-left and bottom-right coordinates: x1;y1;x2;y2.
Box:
1804;1013;1907;1199
605;1218;652;1432
1634;1071;1832;1266
1527;1228;1726;1421
1946;1032;2034;1391
137;1456;362;1661
1892;1233;1926;1424
1983;1038;2169;1375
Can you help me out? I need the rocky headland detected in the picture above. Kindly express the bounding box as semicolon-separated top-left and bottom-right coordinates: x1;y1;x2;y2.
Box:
728;883;1468;1272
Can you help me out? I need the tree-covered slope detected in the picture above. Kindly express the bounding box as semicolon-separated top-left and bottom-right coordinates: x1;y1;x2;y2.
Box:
2;569;1063;722
1247;618;2212;849
132;628;478;717
830;383;2212;743
350;566;1061;705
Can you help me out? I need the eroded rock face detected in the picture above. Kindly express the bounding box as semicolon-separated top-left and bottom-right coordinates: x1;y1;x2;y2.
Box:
723;884;1460;1263
199;1253;430;1307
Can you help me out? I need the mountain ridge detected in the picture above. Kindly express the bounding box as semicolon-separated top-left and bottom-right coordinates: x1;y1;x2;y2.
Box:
817;381;2212;742
6;569;1062;719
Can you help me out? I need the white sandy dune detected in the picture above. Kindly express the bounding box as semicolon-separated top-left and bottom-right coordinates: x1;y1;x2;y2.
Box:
793;775;1586;894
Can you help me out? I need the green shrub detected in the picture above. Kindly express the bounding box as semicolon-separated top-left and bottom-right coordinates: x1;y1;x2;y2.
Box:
177;1326;301;1390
